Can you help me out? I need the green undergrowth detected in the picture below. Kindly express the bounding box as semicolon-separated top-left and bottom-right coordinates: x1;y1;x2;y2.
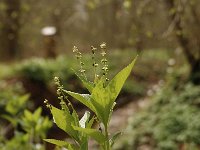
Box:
15;56;75;84
115;79;200;150
0;82;52;150
0;48;172;97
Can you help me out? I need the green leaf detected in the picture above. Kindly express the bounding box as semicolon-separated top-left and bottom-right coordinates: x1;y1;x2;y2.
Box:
109;132;122;147
86;116;95;128
90;78;109;125
64;90;95;112
75;71;94;93
80;139;88;150
1;115;17;126
72;109;80;127
106;57;137;107
65;89;104;125
33;107;42;121
72;126;106;144
6;94;29;115
24;110;32;121
108;102;116;123
44;139;78;149
50;106;79;141
51;106;66;131
44;139;70;147
91;78;107;107
92;58;137;125
68;144;77;150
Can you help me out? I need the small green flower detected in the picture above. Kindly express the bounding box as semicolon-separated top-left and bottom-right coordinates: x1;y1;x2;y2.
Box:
93;63;99;67
72;46;86;78
72;46;78;53
91;46;97;54
79;69;86;73
101;58;108;64
100;42;106;49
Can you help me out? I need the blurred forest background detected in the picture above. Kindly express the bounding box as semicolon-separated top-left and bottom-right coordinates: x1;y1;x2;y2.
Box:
0;0;200;150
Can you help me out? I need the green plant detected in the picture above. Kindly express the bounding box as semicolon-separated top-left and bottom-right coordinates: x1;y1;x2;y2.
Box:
115;82;200;150
0;107;52;150
0;81;28;125
44;43;137;150
16;56;74;83
0;83;52;150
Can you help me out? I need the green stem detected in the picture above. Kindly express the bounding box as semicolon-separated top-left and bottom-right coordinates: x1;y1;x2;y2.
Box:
104;125;110;150
29;128;34;150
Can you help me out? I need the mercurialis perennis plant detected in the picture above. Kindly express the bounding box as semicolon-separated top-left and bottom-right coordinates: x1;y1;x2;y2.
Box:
44;43;137;150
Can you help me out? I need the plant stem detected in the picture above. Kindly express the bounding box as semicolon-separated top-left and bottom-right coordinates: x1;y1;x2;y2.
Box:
104;125;110;150
29;128;34;150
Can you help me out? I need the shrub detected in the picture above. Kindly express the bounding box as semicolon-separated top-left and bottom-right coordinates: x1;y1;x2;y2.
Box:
16;56;74;84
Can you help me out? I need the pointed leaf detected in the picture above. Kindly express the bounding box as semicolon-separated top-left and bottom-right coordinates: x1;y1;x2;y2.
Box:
1;115;17;126
51;106;67;131
44;139;70;147
108;102;116;123
72;126;106;144
24;110;32;121
107;58;137;124
86;116;95;128
64;90;95;112
75;72;94;93
33;107;42;121
106;57;137;106
72;109;80;127
91;57;137;126
91;78;107;107
50;106;79;141
80;139;88;150
109;132;122;147
90;78;109;125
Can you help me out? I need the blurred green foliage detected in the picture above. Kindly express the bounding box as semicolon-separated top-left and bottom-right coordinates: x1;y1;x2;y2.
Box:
0;82;52;150
0;107;52;150
0;81;26;114
13;49;171;96
0;49;172;98
16;56;74;84
0;48;180;149
115;81;200;150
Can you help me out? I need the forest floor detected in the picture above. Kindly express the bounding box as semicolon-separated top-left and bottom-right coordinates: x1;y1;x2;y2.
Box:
109;97;150;133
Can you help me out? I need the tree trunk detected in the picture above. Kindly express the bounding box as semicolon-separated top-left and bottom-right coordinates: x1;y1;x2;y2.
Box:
108;0;120;47
164;0;200;84
2;0;21;60
190;60;200;84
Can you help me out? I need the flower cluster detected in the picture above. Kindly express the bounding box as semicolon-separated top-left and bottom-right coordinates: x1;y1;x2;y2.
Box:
72;46;86;78
53;77;73;110
73;42;109;83
100;42;109;81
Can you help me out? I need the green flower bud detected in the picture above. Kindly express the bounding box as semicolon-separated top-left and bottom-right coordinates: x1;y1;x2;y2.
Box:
72;46;78;53
100;42;106;49
80;69;86;73
101;51;106;56
93;63;98;67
